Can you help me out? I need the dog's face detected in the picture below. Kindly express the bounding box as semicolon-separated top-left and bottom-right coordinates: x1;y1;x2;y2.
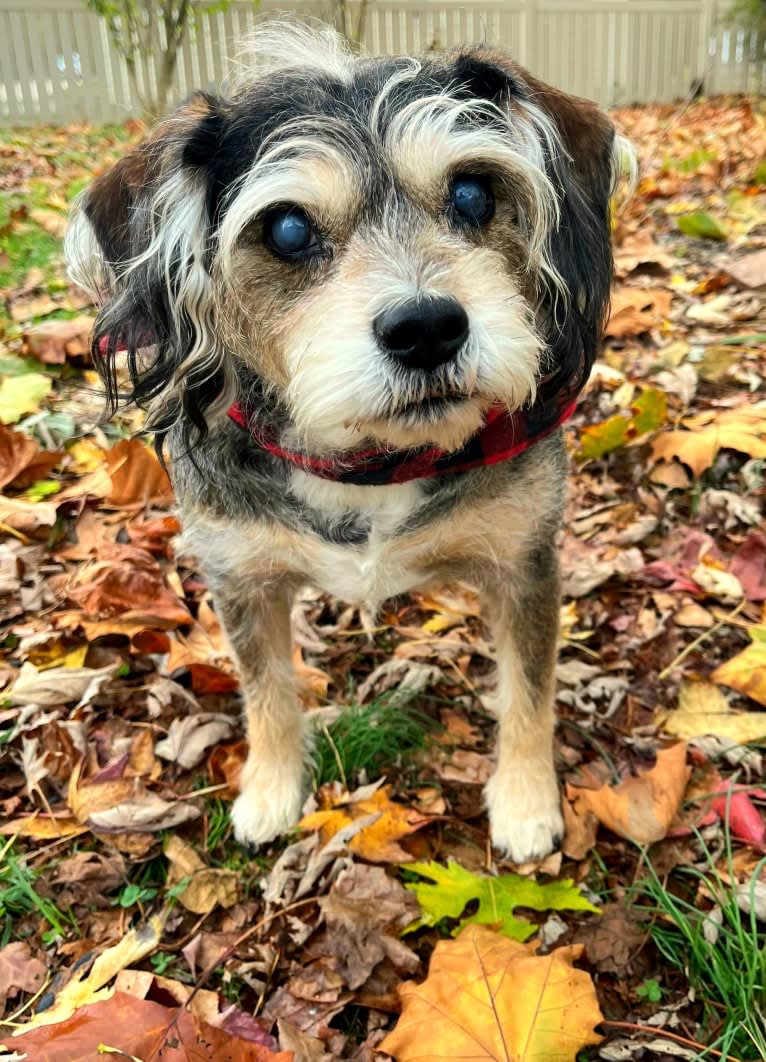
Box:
66;25;618;453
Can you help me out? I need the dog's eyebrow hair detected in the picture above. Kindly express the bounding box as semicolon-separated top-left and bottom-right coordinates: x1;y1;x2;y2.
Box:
217;129;361;271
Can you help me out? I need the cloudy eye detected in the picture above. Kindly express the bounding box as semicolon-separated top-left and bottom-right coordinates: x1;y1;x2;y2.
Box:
266;207;316;258
450;176;494;227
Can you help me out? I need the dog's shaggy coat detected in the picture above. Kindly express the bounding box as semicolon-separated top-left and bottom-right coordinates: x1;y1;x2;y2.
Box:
66;23;620;863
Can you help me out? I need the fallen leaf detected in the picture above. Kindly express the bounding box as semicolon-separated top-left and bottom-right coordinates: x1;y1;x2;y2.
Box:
0;424;38;489
9;990;292;1060
725;247;766;289
0;372;52;424
23;315;95;365
0;941;46;1013
403;860;599;941
577;388;667;459
380;924;603;1061
711;783;766;848
0;494;57;531
105;438;174;507
165;835;239;914
657;681;766;743
315;864;420;990
155;712;237;769
731;529;766;601
7;661;116;707
300;782;430;863
677;211;728;240
605;288;672;338
712;627;766;707
13;918;162;1030
568;744;691;845
651;401;766;478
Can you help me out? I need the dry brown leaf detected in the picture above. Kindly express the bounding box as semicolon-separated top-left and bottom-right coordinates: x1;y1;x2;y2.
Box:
300;782;430;863
568;743;690;845
165;835;239;914
651;401;766;477
0;494;57;532
0;423;38;489
66;542;191;629
605;287;672;338
316;864;420;990
380;924;602;1061
105;437;174;508
0;941;46;1013
23;314;95;364
155;713;236;769
7;661;116;707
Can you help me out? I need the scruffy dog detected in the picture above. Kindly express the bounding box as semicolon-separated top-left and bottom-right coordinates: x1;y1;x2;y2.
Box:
66;23;619;863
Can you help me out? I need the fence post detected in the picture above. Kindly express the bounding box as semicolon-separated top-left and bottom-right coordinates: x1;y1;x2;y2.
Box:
697;0;716;95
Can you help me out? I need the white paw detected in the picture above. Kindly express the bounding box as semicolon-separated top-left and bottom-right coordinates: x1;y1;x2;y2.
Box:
485;767;564;864
231;762;305;848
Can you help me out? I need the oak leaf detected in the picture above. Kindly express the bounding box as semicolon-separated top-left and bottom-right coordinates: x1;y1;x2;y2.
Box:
403;860;599;940
568;743;690;845
380;924;602;1061
651;401;766;477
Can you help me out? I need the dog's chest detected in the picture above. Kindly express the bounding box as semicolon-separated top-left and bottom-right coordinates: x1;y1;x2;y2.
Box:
290;471;428;605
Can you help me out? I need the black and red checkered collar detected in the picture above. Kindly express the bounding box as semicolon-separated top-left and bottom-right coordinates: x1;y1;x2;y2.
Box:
227;388;578;487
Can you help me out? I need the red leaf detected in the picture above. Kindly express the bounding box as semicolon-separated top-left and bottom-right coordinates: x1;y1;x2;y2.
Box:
711;786;766;848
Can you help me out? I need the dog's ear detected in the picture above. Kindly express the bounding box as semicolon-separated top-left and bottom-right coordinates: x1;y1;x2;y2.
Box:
518;70;616;399
454;51;617;401
65;93;232;448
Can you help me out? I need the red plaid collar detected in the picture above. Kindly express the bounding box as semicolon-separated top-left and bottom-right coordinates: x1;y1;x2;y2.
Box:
227;396;578;486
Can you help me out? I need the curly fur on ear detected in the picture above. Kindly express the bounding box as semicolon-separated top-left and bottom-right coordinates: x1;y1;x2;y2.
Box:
64;93;237;452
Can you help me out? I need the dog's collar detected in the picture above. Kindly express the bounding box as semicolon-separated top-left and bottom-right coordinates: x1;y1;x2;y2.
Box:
227;395;578;486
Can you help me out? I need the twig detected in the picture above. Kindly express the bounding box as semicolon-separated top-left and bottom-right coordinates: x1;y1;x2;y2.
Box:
601;1020;742;1062
658;599;746;681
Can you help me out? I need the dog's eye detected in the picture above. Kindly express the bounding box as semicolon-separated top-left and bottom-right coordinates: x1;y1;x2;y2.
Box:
266;208;316;258
450;177;494;227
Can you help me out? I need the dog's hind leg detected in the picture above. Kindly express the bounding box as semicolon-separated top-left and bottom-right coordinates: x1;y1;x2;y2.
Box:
480;539;564;864
211;575;307;848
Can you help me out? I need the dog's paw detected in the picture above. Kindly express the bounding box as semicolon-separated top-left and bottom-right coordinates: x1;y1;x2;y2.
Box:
484;767;564;864
230;763;304;848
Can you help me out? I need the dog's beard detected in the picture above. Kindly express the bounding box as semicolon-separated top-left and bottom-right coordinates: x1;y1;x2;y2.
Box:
272;245;543;454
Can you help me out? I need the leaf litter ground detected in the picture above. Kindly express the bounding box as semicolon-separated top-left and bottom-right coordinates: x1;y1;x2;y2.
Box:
1;99;766;1061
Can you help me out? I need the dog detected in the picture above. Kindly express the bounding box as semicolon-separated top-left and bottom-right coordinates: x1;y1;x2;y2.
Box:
65;22;622;864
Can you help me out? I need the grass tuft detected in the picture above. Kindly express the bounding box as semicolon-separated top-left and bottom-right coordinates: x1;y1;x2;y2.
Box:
312;695;439;788
634;833;766;1060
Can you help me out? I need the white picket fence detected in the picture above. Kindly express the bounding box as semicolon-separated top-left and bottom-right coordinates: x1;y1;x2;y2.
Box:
0;0;764;125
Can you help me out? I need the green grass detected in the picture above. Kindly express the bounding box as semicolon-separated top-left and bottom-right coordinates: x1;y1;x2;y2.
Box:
633;836;766;1060
311;695;439;788
0;839;79;948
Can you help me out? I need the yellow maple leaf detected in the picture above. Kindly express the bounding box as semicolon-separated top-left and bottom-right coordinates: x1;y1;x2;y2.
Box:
651;401;766;477
12;918;163;1032
380;924;602;1061
657;680;766;741
299;783;430;863
712;627;766;708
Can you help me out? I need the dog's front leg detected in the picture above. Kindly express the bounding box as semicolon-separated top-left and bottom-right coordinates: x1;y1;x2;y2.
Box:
212;576;306;847
481;544;564;864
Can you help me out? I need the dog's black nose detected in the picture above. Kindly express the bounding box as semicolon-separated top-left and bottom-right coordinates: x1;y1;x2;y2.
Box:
373;297;469;371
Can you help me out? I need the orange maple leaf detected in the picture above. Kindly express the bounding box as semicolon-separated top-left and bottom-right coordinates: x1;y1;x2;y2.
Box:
380;923;603;1061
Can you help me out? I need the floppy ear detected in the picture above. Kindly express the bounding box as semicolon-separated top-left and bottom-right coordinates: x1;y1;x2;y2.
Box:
64;92;233;448
454;50;618;403
518;70;617;402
